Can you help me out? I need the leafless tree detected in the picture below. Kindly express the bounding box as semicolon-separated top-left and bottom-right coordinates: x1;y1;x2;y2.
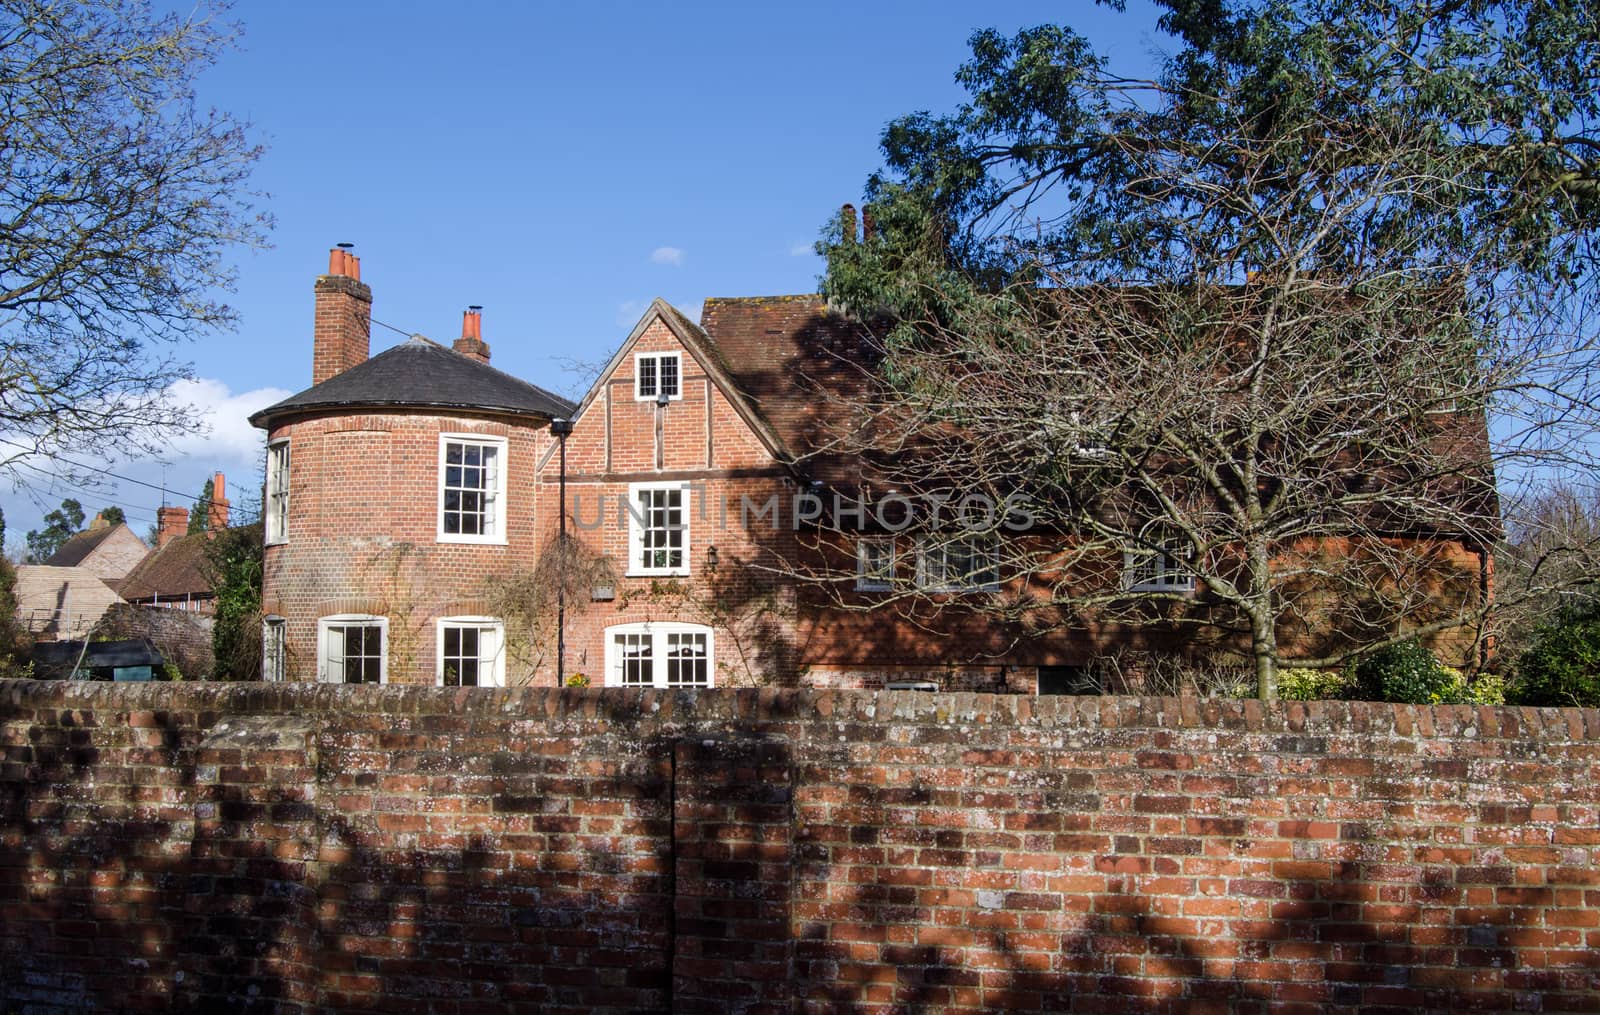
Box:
0;0;267;482
801;92;1600;698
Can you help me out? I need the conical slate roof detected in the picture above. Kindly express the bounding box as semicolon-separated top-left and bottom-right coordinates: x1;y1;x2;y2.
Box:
250;336;575;428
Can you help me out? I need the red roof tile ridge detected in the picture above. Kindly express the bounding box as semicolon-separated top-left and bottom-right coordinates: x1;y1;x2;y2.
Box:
703;294;823;306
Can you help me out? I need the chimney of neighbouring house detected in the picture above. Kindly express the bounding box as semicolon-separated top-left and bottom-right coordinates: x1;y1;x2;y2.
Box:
89;512;110;531
206;472;230;532
156;506;189;549
312;243;373;386
861;206;875;242
840;203;857;244
453;306;491;364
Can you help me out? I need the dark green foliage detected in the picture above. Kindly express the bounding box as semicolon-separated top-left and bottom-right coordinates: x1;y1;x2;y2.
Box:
1510;604;1600;708
99;506;126;526
187;478;214;534
204;522;263;680
0;553;31;677
1354;640;1458;704
25;498;84;562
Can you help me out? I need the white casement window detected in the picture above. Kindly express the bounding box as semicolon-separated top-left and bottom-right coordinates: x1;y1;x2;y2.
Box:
604;622;713;688
317;615;387;684
634;352;681;401
438;434;507;543
856;537;896;591
1124;540;1196;593
261;616;286;682
916;535;1000;592
265;440;290;544
436;617;505;687
626;481;690;576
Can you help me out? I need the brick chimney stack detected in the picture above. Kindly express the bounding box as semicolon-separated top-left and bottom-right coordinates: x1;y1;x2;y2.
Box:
89;512;111;531
207;472;230;532
312;245;373;386
156;506;189;549
840;203;857;244
453;306;490;364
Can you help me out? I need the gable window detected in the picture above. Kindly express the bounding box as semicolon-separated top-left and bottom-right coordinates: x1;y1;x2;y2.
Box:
439;434;507;543
856;537;896;591
1124;538;1195;593
627;481;689;576
604;622;713;688
265;441;290;544
917;535;1000;592
437;617;505;687
318;615;387;684
635;352;681;401
262;616;286;682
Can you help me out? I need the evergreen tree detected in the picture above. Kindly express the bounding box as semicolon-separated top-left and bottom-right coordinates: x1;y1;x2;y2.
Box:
25;499;85;562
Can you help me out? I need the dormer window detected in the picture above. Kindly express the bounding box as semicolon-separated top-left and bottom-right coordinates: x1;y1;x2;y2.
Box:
635;352;681;401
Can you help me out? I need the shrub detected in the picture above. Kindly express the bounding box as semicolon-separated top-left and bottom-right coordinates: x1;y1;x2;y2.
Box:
1510;605;1600;707
565;672;591;688
1355;640;1465;704
1462;671;1506;706
1277;667;1351;700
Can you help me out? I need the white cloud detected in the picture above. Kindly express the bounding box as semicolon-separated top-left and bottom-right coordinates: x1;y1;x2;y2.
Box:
167;377;293;463
650;246;685;266
790;242;818;257
0;377;293;546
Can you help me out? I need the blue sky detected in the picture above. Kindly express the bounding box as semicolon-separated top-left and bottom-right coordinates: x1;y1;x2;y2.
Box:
3;0;1169;549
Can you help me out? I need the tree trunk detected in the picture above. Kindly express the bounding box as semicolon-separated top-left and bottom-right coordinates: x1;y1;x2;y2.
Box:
1248;540;1277;699
1252;609;1278;700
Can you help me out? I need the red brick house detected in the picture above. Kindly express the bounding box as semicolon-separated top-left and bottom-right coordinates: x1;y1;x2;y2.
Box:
253;250;1488;688
249;249;573;684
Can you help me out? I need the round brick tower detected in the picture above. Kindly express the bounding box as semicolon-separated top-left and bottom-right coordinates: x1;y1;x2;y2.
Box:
249;249;574;685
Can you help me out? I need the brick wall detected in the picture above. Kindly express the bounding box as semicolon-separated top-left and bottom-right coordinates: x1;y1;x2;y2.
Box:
538;316;801;687
263;411;550;683
3;681;1597;1013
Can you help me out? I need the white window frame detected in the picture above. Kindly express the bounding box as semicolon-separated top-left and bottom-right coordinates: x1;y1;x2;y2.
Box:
262;615;286;682
1124;538;1197;593
265;440;290;545
437;433;509;545
435;616;506;688
856;536;896;591
626;480;691;577
915;534;1001;593
634;351;683;401
603;621;714;688
317;614;388;684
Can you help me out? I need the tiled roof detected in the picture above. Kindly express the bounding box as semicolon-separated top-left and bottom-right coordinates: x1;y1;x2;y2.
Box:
120;532;212;602
44;525;118;567
698;295;879;478
250;336;575;429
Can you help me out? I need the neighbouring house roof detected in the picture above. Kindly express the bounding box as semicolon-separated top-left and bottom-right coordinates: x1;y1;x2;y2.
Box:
249;335;576;429
13;565;124;639
120;532;212;602
45;525;119;567
43;521;149;589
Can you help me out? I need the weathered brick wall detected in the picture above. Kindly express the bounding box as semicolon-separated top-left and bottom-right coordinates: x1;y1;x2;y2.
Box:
4;683;1596;1013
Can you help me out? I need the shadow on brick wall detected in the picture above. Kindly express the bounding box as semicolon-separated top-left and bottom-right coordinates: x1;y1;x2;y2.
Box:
4;687;1596;1012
